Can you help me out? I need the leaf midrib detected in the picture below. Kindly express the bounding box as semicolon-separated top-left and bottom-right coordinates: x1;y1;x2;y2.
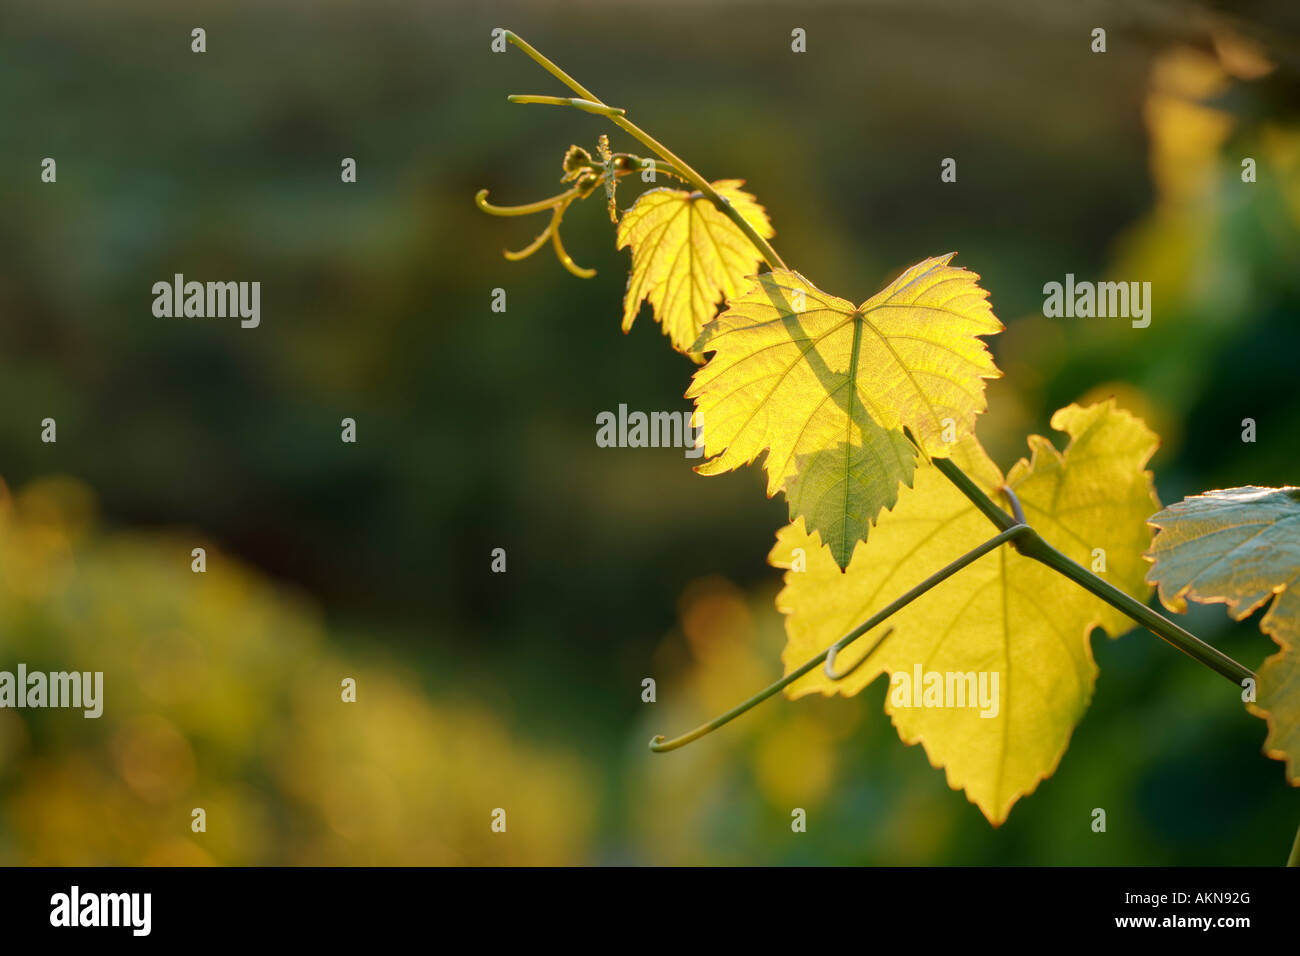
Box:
839;317;866;565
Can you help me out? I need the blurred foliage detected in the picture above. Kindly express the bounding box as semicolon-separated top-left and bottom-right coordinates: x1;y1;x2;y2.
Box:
0;0;1297;864
0;479;591;864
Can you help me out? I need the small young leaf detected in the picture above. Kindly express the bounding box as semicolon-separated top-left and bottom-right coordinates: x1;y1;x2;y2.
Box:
616;179;774;358
689;255;1003;568
769;401;1160;823
1145;486;1300;782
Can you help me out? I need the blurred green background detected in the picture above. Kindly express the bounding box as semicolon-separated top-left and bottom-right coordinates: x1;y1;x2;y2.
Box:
0;0;1298;864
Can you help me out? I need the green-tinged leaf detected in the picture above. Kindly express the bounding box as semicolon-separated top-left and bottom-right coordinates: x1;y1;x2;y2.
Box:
1254;644;1300;784
1145;487;1300;644
1145;486;1300;782
616;179;773;358
688;255;1002;568
769;401;1160;823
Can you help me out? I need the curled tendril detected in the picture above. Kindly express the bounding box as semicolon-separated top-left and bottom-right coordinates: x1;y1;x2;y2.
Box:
475;170;601;278
476;141;686;278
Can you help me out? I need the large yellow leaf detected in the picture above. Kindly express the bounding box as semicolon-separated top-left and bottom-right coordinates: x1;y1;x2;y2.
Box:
616;179;774;358
769;401;1160;823
688;255;1003;568
1145;486;1300;782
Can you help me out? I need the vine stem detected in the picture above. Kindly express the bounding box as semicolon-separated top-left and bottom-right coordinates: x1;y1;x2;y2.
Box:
1288;820;1300;867
929;456;1254;687
503;31;788;272
649;525;1032;752
499;30;1256;749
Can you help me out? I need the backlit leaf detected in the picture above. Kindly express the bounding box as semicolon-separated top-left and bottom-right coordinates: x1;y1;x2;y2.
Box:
689;255;1003;568
616;179;774;358
769;401;1160;823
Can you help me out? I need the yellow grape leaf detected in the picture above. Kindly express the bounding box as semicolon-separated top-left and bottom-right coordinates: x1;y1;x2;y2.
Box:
688;255;1003;569
769;401;1160;824
1145;486;1300;783
616;179;774;358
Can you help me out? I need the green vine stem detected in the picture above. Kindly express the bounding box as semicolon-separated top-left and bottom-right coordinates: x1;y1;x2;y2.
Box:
1289;819;1300;867
502;31;788;272
496;31;1256;749
649;525;1033;752
929;457;1255;688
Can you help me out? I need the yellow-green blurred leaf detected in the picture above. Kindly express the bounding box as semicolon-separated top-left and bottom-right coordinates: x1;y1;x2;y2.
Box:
0;478;595;864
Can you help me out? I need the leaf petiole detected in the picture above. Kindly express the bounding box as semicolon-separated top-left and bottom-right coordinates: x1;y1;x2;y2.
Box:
929;455;1255;687
649;524;1032;752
